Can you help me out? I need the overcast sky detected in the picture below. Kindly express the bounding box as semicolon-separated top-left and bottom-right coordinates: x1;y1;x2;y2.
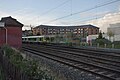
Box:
0;0;120;32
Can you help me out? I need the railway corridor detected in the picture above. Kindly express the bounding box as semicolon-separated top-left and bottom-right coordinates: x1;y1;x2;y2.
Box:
22;43;120;80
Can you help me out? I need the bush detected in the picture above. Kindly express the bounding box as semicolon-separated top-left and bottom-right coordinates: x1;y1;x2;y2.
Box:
113;41;120;48
93;38;111;46
1;45;15;58
1;45;55;80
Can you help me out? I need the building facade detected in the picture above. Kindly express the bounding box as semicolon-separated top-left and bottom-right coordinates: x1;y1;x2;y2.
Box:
108;23;120;35
107;23;120;42
0;16;23;48
32;25;99;37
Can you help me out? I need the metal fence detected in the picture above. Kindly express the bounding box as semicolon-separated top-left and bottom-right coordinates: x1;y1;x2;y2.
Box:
0;50;30;80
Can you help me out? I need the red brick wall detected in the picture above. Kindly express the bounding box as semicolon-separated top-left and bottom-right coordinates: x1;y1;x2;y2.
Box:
0;26;22;48
88;28;99;35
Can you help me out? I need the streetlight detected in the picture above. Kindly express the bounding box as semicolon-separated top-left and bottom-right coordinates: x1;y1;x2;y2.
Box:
0;22;7;44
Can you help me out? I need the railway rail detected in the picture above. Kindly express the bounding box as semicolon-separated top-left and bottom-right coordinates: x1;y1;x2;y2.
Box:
40;43;120;61
22;44;120;80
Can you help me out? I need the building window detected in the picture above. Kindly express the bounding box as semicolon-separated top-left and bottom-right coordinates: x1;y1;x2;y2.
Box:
60;29;64;31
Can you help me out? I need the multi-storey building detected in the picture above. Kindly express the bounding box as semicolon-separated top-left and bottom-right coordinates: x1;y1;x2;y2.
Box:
32;24;99;37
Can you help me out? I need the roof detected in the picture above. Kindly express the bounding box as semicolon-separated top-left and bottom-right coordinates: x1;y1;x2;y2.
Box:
0;16;24;27
35;24;99;29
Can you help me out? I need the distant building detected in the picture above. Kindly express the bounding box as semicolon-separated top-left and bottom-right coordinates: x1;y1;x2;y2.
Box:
108;23;120;35
87;23;120;42
32;24;99;37
0;16;23;48
107;23;120;42
22;30;33;36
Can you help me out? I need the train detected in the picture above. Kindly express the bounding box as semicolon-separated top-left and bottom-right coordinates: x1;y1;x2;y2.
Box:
22;35;55;43
22;35;79;45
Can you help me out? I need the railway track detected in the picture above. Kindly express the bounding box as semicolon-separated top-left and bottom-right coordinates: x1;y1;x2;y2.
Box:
44;44;120;55
22;44;120;80
45;43;120;54
40;44;120;62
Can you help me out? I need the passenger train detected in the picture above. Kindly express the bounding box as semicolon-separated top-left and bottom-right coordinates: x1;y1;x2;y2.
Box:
22;35;55;43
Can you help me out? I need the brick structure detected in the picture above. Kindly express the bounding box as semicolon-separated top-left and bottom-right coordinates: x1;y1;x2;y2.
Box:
32;25;99;37
0;16;23;48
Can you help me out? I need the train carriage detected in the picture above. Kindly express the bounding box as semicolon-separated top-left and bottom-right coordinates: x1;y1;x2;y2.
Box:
22;35;55;43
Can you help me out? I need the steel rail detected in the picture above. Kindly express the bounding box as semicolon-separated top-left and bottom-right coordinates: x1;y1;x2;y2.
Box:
22;46;120;80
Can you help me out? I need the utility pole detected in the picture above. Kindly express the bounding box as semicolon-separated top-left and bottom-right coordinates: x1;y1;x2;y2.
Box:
0;22;7;44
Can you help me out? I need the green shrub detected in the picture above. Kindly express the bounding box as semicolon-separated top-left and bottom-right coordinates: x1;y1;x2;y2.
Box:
1;45;55;80
93;38;111;46
1;45;15;58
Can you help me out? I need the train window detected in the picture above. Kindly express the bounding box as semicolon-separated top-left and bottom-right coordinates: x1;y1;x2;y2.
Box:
39;38;42;41
29;38;36;41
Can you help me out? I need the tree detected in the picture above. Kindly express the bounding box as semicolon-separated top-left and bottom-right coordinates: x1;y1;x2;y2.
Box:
107;30;114;42
66;32;74;42
98;31;103;39
93;31;111;46
55;33;60;43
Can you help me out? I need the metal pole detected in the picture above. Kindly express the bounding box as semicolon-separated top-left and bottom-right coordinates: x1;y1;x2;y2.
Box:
3;27;7;44
0;22;7;44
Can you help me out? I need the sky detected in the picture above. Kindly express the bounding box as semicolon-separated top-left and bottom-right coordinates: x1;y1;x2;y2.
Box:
0;0;120;32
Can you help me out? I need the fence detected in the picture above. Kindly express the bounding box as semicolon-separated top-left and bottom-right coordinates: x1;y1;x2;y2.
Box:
0;50;30;80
